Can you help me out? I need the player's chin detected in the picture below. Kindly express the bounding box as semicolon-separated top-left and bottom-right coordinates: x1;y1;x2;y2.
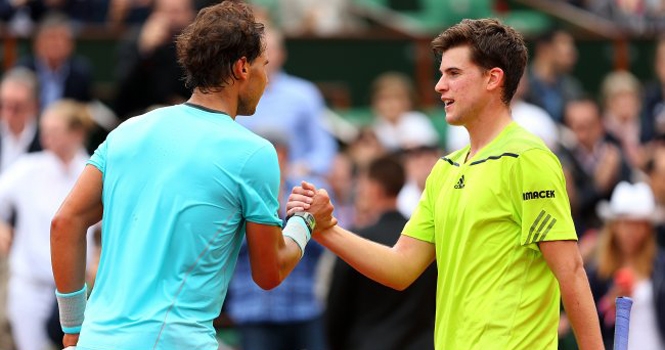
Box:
445;115;462;126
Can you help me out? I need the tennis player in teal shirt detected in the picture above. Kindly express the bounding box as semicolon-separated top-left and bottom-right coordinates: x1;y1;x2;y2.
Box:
49;2;335;349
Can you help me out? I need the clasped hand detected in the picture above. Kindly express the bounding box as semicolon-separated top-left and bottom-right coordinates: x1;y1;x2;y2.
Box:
287;181;337;232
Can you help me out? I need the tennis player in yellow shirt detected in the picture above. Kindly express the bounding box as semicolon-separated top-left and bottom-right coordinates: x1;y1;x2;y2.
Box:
288;18;603;350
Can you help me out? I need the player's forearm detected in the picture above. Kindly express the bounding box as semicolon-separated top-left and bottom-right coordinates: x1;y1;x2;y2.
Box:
276;238;304;278
560;266;604;350
51;214;88;293
247;222;304;290
314;226;414;290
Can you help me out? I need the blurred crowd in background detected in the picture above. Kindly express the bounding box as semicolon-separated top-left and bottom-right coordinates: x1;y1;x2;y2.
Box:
0;0;665;349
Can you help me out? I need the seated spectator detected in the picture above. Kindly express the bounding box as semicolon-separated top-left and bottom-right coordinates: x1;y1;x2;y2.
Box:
587;181;665;350
0;0;43;35
107;0;153;26
642;37;665;143
588;0;665;33
346;127;386;173
17;12;94;109
112;0;195;120
558;96;633;233
600;70;647;170
325;151;357;228
0;67;42;173
646;142;665;249
274;0;359;35
18;11;120;153
524;28;585;123
369;72;439;153
0;0;109;31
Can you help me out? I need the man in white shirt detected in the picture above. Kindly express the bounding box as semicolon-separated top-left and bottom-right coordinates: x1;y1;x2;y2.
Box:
0;67;41;172
0;66;42;350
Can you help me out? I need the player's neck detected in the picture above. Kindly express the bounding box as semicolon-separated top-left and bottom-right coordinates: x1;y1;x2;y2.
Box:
465;107;512;161
188;88;237;119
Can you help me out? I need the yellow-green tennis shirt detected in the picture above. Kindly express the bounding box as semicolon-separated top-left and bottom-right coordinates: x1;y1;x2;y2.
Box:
403;122;577;350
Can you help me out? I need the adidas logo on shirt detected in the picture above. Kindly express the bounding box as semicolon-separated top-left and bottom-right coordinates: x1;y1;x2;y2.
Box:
454;175;465;189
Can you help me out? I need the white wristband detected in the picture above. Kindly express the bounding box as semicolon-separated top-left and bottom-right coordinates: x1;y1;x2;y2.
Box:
55;284;87;334
283;215;311;257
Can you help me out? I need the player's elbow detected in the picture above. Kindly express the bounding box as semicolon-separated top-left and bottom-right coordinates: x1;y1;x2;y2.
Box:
389;280;411;291
381;275;414;291
252;271;282;290
50;212;74;242
392;284;407;292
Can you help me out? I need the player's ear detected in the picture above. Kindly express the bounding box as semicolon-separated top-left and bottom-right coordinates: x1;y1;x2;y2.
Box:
486;67;504;92
233;57;249;79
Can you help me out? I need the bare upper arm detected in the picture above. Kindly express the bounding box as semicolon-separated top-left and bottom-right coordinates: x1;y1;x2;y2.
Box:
539;240;583;281
245;221;300;289
393;234;436;284
245;221;282;263
55;165;104;228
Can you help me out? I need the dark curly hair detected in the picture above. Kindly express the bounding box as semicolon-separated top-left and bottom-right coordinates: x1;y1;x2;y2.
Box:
176;0;265;93
431;18;527;105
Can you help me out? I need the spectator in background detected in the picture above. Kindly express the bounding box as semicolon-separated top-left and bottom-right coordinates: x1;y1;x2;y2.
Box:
107;0;153;26
587;181;665;350
346;127;386;173
236;26;337;179
326;155;437;350
18;11;119;154
0;99;93;350
525;28;585;123
509;72;560;151
558;96;633;235
369;72;439;153
642;37;665;143
226;130;327;350
600;70;648;170
0;67;42;173
276;0;359;35
325;151;357;229
0;65;42;350
0;0;40;21
17;12;94;109
42;0;111;24
0;0;110;32
112;0;195;120
397;142;441;218
646;142;665;249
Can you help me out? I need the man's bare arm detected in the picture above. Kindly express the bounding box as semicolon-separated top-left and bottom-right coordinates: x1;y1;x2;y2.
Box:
245;222;306;290
288;181;435;290
540;240;603;350
247;186;335;290
316;227;435;291
51;165;104;293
